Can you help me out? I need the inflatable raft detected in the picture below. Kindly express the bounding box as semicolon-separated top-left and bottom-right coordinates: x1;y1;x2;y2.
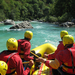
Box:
30;43;57;75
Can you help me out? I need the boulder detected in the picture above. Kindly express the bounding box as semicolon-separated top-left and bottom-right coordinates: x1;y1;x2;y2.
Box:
0;21;4;24
59;22;75;27
10;21;33;29
4;19;15;25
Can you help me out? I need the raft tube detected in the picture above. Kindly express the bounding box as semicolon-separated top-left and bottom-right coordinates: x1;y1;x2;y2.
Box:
30;43;57;75
31;43;57;57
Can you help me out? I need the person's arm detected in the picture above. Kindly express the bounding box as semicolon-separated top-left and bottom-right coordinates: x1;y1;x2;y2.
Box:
36;50;67;69
45;59;60;69
24;60;34;75
36;57;60;69
46;49;69;69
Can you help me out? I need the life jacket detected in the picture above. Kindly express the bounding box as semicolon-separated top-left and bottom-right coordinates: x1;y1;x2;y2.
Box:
18;39;31;60
18;39;24;59
71;44;75;49
62;45;75;74
58;41;65;50
0;51;17;75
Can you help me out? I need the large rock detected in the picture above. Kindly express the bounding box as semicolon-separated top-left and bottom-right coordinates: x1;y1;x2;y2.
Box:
4;19;15;25
0;22;3;24
10;21;33;29
59;22;75;27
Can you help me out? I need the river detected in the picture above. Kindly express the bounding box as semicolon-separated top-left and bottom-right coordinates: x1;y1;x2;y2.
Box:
0;21;75;52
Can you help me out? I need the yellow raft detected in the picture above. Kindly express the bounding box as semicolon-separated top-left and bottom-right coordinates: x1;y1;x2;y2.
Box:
32;63;53;75
31;43;57;57
30;43;57;75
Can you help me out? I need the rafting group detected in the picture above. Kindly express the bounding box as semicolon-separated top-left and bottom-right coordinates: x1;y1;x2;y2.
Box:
0;30;75;75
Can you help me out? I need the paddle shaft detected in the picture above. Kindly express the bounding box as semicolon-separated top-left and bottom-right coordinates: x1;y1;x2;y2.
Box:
22;61;29;64
30;51;39;58
57;68;65;75
22;52;39;64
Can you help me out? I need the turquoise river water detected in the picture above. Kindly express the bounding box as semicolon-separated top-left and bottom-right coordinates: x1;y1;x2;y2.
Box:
0;21;75;52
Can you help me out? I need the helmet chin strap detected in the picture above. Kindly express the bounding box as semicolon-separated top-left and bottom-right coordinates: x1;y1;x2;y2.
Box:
8;50;17;52
24;37;30;41
65;44;73;48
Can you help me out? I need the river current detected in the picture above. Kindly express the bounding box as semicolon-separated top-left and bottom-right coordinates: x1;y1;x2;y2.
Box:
0;21;75;52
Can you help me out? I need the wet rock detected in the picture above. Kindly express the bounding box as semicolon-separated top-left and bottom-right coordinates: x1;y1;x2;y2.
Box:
10;21;33;29
4;19;15;25
59;22;75;27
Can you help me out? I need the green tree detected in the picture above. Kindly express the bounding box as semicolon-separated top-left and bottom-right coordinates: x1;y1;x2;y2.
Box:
46;0;53;4
0;10;5;21
20;6;28;20
33;4;39;18
54;0;72;16
43;6;50;16
9;0;15;9
71;0;75;18
25;4;34;19
38;1;45;10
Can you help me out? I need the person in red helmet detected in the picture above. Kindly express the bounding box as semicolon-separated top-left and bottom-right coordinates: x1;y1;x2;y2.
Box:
36;35;75;75
44;30;68;60
0;38;34;75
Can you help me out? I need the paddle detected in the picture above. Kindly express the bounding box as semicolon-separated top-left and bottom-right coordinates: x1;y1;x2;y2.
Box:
30;51;39;58
22;51;39;64
57;68;65;75
22;61;29;64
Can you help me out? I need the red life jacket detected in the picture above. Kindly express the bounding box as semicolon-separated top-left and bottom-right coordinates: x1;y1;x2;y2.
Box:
62;45;75;74
71;44;75;49
18;39;31;60
18;39;24;54
48;41;65;60
0;50;17;74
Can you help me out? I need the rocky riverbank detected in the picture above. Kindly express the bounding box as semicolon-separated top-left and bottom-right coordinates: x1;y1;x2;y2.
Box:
1;19;75;28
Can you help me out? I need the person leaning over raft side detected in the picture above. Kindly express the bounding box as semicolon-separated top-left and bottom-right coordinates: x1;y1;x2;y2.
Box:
0;38;34;75
17;31;34;62
44;30;69;74
36;35;75;75
0;61;8;75
44;30;68;60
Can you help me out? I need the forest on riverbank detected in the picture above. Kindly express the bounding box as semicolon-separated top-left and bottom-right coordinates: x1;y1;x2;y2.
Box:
0;0;75;23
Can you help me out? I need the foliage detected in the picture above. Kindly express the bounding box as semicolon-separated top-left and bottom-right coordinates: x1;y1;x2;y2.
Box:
0;0;75;22
54;0;72;17
0;10;5;21
58;12;72;23
45;16;58;22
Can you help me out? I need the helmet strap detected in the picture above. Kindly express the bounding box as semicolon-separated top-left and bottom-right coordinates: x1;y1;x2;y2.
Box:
24;37;30;41
8;50;17;52
65;44;73;48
